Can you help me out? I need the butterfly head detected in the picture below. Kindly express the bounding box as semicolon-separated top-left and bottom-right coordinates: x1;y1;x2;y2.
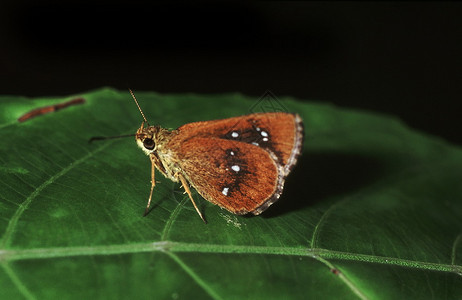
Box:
136;122;160;155
129;89;176;157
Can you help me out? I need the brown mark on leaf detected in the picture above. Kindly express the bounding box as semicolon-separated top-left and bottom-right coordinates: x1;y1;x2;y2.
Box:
18;97;85;122
330;268;341;275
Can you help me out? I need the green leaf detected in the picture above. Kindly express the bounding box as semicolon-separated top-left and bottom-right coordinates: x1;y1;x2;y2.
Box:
0;88;461;299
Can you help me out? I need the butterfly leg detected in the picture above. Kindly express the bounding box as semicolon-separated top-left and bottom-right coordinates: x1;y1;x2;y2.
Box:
143;155;157;216
178;173;207;223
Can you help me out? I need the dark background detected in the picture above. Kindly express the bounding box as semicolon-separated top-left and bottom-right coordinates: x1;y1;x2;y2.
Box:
1;2;461;144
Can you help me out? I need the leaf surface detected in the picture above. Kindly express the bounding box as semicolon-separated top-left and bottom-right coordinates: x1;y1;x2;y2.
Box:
0;88;461;299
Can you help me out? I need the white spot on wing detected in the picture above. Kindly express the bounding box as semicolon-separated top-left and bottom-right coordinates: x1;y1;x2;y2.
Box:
252;142;259;146
222;187;229;196
262;137;268;142
261;131;268;137
230;151;235;156
231;131;239;138
231;165;240;172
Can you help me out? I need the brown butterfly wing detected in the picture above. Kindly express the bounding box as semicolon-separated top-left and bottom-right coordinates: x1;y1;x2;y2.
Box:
168;113;304;215
173;137;279;215
177;113;304;174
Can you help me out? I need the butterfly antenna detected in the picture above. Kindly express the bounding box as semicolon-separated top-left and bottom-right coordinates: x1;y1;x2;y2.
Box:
129;88;149;125
88;134;136;143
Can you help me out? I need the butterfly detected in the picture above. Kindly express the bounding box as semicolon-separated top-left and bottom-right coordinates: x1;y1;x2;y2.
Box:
131;90;304;223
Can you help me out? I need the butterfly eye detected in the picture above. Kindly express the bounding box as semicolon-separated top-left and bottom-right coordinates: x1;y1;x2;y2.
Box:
143;138;155;150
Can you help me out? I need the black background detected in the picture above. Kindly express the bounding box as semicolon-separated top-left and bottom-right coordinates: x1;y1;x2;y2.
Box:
1;2;461;144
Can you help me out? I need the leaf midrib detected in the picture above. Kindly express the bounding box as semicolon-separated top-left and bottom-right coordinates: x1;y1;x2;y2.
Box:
0;241;460;275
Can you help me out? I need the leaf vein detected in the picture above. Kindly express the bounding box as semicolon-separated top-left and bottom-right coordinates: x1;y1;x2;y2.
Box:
451;233;462;265
1;242;461;275
0;142;112;248
311;199;345;248
0;262;36;300
161;191;189;241
166;251;223;300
